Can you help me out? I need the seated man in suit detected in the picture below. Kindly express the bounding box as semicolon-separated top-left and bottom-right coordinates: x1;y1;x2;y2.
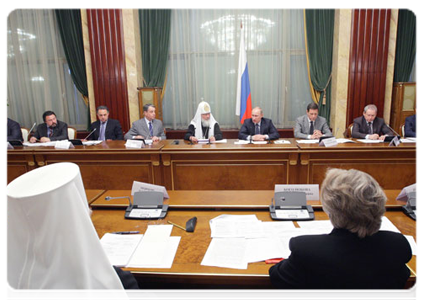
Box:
351;104;391;140
269;168;412;289
7;117;23;142
184;101;223;143
404;114;416;137
124;104;166;142
238;107;280;141
29;111;68;143
294;102;333;139
88;105;123;141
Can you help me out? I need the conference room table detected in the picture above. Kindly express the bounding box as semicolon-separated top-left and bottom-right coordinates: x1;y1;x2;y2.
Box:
7;139;416;191
89;189;416;289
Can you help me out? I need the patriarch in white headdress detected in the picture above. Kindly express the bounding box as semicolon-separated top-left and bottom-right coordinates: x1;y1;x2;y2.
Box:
190;101;218;140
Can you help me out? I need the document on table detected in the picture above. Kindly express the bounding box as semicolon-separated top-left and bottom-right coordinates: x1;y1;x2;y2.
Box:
82;140;103;146
209;214;263;238
336;138;355;143
201;238;248;269
296;139;319;144
274;139;291;144
356;139;384;143
23;141;57;147
211;139;228;143
401;138;416;143
234;140;250;145
127;225;180;268
100;233;143;267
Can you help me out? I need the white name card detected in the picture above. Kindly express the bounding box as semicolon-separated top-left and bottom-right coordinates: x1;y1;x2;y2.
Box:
319;137;338;147
275;184;320;201
55;140;73;149
389;136;400;147
125;140;145;149
396;183;416;201
131;181;169;199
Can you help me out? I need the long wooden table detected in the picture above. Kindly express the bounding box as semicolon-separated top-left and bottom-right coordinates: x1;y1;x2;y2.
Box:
7;139;416;191
92;207;420;299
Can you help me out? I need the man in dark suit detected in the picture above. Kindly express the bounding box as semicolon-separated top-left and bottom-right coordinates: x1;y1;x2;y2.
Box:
238;107;280;141
404;114;416;137
29;111;68;143
351;104;391;140
269;168;412;289
7;118;23;142
88;105;123;141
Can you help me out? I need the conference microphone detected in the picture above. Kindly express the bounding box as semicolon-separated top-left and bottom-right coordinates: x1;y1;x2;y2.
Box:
385;123;400;137
83;128;97;140
28;122;36;134
105;195;133;207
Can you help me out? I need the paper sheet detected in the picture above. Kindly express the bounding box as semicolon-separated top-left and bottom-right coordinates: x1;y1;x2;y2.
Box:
201;238;248;269
100;233;143;267
274;140;291;144
296;139;319;144
356;139;384;143
127;225;180;268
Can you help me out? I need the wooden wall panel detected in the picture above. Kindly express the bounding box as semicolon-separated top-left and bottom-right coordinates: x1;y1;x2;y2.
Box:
347;9;391;125
87;9;130;133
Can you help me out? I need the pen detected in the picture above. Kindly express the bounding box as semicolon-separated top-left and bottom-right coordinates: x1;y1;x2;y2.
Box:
112;231;140;234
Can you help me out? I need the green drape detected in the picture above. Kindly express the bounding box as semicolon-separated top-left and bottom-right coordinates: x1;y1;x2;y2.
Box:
55;9;88;97
305;9;334;125
139;10;171;87
394;9;416;82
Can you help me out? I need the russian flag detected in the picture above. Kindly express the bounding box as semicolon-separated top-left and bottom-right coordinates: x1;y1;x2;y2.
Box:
235;25;252;124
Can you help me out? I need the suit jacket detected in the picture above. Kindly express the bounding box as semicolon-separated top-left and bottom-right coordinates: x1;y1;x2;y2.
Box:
34;120;68;141
124;117;166;140
269;228;412;289
294;115;333;139
351;116;391;139
88;118;123;140
404;114;416;137
238;118;280;140
7;118;23;141
184;123;223;141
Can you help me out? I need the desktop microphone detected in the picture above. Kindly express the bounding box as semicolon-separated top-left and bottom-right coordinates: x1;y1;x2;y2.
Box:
385;123;400;137
29;122;36;134
105;195;133;207
83;128;97;140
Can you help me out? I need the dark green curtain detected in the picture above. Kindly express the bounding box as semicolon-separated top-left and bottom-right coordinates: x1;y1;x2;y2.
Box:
394;9;416;82
55;9;88;97
139;10;171;87
305;9;335;125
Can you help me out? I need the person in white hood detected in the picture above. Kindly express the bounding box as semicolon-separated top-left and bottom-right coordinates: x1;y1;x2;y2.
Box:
184;101;223;143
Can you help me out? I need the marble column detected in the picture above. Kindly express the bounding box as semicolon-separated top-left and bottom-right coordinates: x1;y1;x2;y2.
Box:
330;9;352;138
122;9;144;124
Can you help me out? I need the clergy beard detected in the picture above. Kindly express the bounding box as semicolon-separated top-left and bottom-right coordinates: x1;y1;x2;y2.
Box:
201;119;210;128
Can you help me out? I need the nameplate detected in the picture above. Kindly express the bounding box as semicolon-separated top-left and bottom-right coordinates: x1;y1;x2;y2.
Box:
55;140;74;149
389;136;400;147
319;137;338;147
125;140;145;149
396;183;416;201
131;181;169;199
275;184;320;200
7;142;13;149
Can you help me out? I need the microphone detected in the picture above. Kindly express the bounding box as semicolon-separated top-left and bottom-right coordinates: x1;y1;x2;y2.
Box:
83;128;97;140
29;122;36;134
385;123;400;137
105;195;133;207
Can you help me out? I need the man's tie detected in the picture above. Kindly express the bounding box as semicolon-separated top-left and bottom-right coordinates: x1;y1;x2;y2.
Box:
149;122;153;137
255;123;260;135
49;127;54;137
368;122;373;134
309;121;314;134
99;122;106;140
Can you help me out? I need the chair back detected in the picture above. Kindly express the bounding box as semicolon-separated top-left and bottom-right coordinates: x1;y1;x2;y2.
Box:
343;123;354;138
21;127;29;142
68;127;77;140
400;124;405;137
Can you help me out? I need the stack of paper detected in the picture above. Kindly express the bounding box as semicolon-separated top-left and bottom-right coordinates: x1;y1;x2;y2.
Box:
100;225;180;269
